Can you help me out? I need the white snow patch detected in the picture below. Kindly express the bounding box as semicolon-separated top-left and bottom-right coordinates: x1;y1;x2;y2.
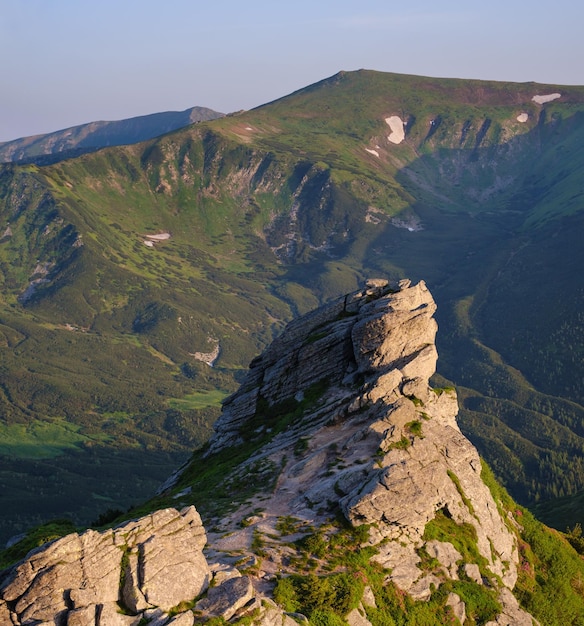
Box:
143;232;171;247
532;93;561;104
145;232;171;241
365;148;380;157
516;113;529;123
385;116;405;144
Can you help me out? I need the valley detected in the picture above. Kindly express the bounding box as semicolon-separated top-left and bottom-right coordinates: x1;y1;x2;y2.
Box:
0;70;583;543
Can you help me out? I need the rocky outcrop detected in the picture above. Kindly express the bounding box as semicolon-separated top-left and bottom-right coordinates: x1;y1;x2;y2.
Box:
0;279;536;625
0;507;210;625
203;278;534;624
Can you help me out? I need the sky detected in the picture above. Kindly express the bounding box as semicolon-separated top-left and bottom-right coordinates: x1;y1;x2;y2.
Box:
1;0;583;143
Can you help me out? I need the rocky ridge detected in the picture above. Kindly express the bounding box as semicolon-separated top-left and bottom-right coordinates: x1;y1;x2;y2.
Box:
0;279;535;625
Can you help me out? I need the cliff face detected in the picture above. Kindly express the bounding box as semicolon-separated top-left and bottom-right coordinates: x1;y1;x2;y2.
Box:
0;280;535;625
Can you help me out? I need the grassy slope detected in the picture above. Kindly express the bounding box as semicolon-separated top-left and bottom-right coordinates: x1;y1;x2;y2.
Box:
1;70;584;540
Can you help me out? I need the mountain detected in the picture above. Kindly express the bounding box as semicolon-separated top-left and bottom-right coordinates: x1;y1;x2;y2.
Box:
1;70;584;543
0;106;224;164
1;280;583;625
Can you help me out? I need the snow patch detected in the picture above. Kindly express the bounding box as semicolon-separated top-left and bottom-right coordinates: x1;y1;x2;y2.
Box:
532;93;561;104
516;113;529;123
385;116;405;144
146;232;171;241
143;232;171;247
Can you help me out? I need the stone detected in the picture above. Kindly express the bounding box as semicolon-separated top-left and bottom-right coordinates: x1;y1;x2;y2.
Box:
285;613;309;623
485;588;537;626
372;543;421;589
98;602;143;625
409;574;441;601
361;586;377;608
142;608;170;626
0;506;209;626
464;563;482;584
195;576;254;621
168;612;195;626
0;601;16;625
256;607;296;626
426;540;462;579
346;605;373;626
365;278;388;289
0;279;537;626
67;605;98;626
120;507;210;612
121;551;151;613
139;530;209;610
446;592;466;624
211;565;242;586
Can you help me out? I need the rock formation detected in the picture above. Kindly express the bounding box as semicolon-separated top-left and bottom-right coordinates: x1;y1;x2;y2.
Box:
0;507;209;625
0;279;536;625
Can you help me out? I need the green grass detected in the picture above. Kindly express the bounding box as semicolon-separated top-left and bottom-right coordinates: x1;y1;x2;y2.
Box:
0;418;95;459
423;508;489;575
167;389;228;410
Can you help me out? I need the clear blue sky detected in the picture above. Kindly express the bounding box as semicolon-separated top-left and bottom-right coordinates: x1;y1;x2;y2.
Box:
1;0;582;142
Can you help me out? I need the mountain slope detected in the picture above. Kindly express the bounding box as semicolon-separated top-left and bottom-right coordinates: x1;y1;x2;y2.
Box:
0;106;224;164
2;280;583;626
1;70;584;541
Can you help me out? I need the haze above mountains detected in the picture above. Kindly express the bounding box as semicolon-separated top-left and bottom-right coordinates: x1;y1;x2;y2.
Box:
0;69;583;544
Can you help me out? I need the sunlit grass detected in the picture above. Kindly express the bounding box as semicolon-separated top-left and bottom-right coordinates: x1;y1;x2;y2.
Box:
0;418;94;459
167;389;228;410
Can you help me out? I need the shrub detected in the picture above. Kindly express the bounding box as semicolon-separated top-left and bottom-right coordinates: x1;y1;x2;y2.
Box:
274;572;364;619
406;420;423;437
297;531;328;558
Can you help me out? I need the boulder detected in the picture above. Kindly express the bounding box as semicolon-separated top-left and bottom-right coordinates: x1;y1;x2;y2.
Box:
0;507;209;625
446;592;466;624
195;576;254;620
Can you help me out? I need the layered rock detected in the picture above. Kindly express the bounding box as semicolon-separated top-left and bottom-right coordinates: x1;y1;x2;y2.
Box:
203;278;533;623
0;279;536;625
0;507;210;625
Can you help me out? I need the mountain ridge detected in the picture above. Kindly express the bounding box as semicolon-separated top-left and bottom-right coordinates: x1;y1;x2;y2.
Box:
2;278;563;625
0;69;583;542
0;106;224;165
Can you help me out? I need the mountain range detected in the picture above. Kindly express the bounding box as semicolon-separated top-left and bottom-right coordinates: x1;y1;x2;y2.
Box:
0;106;224;165
0;69;583;544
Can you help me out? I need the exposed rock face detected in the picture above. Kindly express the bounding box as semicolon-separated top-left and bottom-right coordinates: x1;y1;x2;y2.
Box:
0;507;209;625
204;278;533;623
0;279;536;625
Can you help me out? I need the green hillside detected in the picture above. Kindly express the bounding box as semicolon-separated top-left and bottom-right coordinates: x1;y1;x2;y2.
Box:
1;70;584;541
